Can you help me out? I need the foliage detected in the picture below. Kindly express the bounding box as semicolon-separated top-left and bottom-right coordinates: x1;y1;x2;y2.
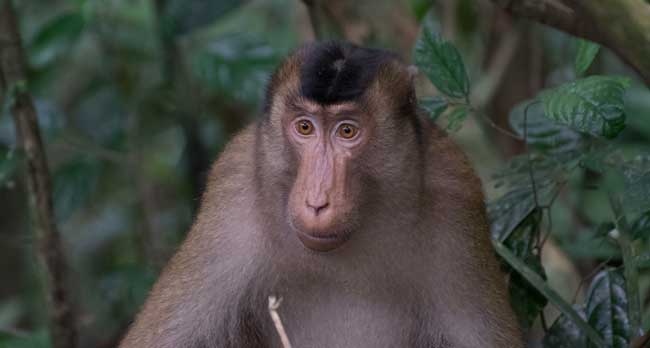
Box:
544;269;632;348
415;23;648;347
575;40;600;77
414;27;469;99
540;76;630;139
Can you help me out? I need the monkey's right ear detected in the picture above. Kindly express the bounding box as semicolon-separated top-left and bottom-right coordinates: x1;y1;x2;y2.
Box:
407;65;419;81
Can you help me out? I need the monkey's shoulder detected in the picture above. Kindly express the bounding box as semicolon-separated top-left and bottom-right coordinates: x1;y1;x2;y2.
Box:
180;124;259;251
423;125;484;203
189;124;259;241
203;124;257;196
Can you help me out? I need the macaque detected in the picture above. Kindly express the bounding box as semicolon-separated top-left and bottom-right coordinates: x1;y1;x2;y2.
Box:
120;42;523;348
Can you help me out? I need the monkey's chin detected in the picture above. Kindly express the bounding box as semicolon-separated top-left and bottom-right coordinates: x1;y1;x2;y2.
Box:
294;229;351;252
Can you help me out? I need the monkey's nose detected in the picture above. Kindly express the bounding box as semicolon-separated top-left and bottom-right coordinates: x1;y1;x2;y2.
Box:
306;200;329;216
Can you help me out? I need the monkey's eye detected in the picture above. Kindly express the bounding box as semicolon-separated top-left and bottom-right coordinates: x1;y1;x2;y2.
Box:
295;120;315;136
337;123;359;139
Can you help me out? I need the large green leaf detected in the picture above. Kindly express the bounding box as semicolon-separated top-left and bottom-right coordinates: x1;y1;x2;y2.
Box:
540;76;631;139
419;96;448;122
585;269;631;348
489;187;536;242
509;100;584;156
489;155;559;242
550;265;639;347
575;40;600;76
494;243;607;348
503;209;547;329
414;28;469;99
29;11;85;67
163;0;246;36
543;305;588;348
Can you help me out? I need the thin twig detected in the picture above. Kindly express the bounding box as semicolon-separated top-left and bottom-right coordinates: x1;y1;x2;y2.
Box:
268;295;292;348
571;257;612;303
301;0;322;40
523;101;540;207
476;109;523;140
608;193;642;338
56;136;125;163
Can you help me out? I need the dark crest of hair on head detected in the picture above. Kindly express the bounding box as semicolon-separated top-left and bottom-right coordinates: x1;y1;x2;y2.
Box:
263;41;399;114
298;42;396;105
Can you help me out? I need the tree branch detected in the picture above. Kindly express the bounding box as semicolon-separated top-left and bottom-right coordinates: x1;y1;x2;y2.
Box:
301;0;323;39
491;0;650;86
0;2;77;348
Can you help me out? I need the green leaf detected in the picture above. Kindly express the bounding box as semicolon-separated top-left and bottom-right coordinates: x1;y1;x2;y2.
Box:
489;155;560;242
419;96;448;122
489;187;536;242
163;0;246;36
584;269;631;348
445;105;469;132
509;100;584;156
540;76;631;139
410;0;434;22
579;145;618;174
493;242;607;348
575;40;600;76
414;28;469;99
29;12;85;67
543;305;588;348
503;209;547;329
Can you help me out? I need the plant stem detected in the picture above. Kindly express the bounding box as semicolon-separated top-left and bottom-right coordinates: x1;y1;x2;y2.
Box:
608;193;642;338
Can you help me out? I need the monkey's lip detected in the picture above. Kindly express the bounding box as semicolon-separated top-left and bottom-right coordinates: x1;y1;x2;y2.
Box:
295;230;351;252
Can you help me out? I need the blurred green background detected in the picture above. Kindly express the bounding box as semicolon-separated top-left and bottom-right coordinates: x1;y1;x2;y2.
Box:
1;0;649;347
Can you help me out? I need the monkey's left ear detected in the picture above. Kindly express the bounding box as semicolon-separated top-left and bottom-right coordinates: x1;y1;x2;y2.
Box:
407;65;419;81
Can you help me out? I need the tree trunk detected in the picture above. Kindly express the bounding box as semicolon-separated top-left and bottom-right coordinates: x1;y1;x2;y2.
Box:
0;2;77;348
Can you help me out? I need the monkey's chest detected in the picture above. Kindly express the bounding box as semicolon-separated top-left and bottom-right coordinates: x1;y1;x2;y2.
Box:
269;288;420;348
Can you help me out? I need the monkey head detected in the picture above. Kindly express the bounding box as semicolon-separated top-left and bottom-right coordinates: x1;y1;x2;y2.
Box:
260;42;421;252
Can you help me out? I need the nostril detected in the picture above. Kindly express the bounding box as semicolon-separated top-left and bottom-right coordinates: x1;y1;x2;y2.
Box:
306;201;329;216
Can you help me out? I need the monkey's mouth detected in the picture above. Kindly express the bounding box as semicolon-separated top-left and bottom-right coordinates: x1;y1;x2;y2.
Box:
295;229;351;252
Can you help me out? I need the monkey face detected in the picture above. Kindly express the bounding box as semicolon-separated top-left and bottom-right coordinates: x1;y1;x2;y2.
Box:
283;101;370;252
261;42;419;252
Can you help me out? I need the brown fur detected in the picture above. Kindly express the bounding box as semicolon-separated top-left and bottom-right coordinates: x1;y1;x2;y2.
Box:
119;43;523;348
